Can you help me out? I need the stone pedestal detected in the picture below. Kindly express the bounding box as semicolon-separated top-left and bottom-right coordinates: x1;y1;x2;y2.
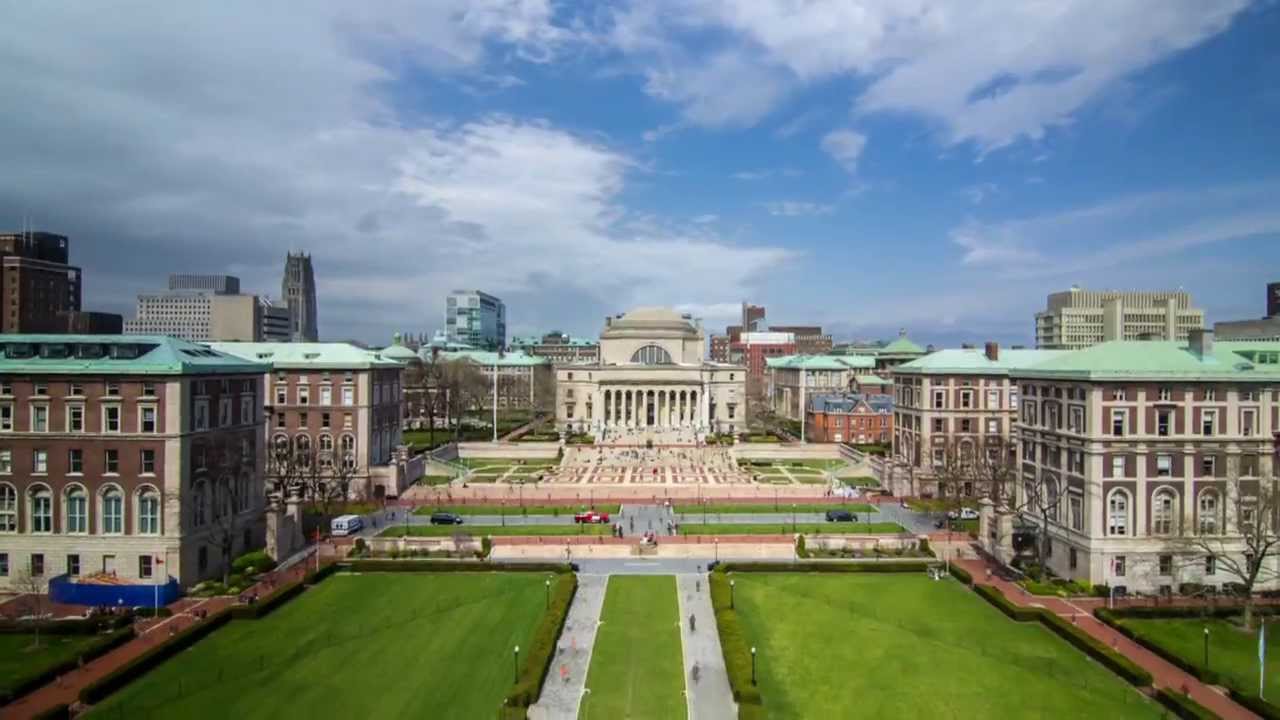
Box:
978;498;1015;566
265;497;305;561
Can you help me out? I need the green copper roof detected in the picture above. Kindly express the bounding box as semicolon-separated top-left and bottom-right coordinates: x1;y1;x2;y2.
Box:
766;354;876;370
0;335;267;375
1017;341;1280;381
879;336;926;355
895;348;1068;375
435;350;550;367
855;374;891;385
207;342;403;369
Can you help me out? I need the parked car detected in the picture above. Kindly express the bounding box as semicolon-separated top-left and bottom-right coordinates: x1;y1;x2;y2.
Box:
825;509;855;522
946;508;979;521
429;512;464;525
574;510;610;524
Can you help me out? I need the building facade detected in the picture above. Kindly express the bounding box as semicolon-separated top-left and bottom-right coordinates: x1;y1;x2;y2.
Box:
1214;281;1280;342
125;275;287;342
1;232;81;334
432;349;552;411
282;253;319;342
731;332;796;383
1035;287;1205;349
0;335;267;590
1011;333;1280;593
509;332;599;364
445;290;505;350
807;393;894;444
770;326;832;355
208;343;405;500
555;308;746;437
767;355;876;421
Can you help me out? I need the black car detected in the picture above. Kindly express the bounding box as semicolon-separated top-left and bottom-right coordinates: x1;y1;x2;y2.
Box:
429;512;464;525
825;509;855;522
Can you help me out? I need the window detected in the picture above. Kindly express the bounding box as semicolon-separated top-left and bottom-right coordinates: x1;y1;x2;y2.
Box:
141;406;157;433
140;449;155;474
342;386;354;406
932;390;945;409
104;449;119;474
0;404;11;430
343;413;353;430
1111;409;1126;436
193;482;207;526
959;419;972;433
1205;555;1216;575
986;419;999;434
240;396;253;424
66;487;86;533
1069;548;1078;571
321;412;331;429
1152;490;1176;535
1201;455;1216;477
1157;410;1171;437
0;485;15;531
0;553;6;576
1111;388;1126;401
275;412;286;428
1158;555;1173;576
67;554;81;576
33;450;47;474
1201;409;1215;436
1242;409;1257;437
1240;506;1256;532
139;555;154;579
102;488;123;533
30;553;44;576
932;418;945;433
0;450;9;474
1113;555;1126;577
1156;454;1172;477
29;403;50;432
320;386;332;405
68;448;83;474
138;490;160;534
1068;406;1084;433
104;405;121;432
986;389;1000;409
1107;491;1130;536
298;412;308;429
1204;388;1216;401
275;386;287;405
194;400;208;431
630;344;673;365
106;381;120;396
0;382;12;395
1158;387;1172;401
340;435;356;469
1070;495;1083;531
68;404;84;432
959;390;973;409
1112;456;1125;477
142;382;156;397
298;385;310;405
30;487;52;532
198;546;208;573
33;382;48;396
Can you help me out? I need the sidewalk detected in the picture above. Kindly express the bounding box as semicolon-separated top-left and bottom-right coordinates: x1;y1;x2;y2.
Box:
954;557;1259;720
676;574;735;720
528;574;608;720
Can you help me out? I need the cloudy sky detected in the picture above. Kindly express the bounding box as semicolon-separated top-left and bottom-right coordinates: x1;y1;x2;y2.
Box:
3;1;1278;347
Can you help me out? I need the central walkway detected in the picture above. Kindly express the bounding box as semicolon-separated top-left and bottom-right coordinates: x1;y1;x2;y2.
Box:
676;574;736;720
529;574;608;720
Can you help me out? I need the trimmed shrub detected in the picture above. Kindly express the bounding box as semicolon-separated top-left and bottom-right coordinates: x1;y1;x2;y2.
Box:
303;562;340;586
79;610;233;704
1229;689;1280;720
1;627;134;705
710;572;763;711
501;573;577;713
343;559;571;574
973;584;1042;622
1154;688;1220;720
795;535;808;559
720;561;931;574
949;564;973;585
1037;612;1151;687
228;581;305;620
31;703;71;720
0;616;125;635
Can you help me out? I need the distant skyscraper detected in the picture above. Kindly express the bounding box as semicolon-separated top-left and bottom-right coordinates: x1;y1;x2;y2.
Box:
282;252;318;341
445;290;506;350
0;230;123;334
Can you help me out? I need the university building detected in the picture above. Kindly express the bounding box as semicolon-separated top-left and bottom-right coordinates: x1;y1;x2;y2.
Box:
766;354;877;421
1035;287;1205;349
807;393;894;444
0;335;267;591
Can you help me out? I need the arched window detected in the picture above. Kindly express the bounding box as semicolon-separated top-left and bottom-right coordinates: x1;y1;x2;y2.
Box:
29;484;53;533
192;480;207;527
1152;488;1177;536
137;487;161;535
630;345;673;365
101;486;124;534
340;434;356;470
319;434;334;452
1197;490;1219;535
1106;489;1130;537
295;434;312;468
237;474;251;512
65;484;88;534
0;483;16;532
1044;476;1060;523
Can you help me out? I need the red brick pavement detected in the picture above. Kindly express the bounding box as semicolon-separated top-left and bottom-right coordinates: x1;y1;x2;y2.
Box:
954;557;1258;720
3;550;323;720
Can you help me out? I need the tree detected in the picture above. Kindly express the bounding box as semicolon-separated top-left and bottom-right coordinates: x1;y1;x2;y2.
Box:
1170;476;1280;629
1019;469;1065;574
13;564;48;648
268;435;360;525
203;434;259;585
440;360;488;440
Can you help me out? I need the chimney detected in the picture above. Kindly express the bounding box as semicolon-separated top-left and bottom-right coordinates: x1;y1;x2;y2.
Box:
1189;329;1214;358
985;341;1000;362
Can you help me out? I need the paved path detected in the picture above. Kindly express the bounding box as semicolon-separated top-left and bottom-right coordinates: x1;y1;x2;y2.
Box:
955;557;1259;720
528;573;608;720
676;574;735;720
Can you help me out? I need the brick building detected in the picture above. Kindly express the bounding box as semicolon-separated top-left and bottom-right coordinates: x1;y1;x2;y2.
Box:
766;354;877;421
807;393;893;444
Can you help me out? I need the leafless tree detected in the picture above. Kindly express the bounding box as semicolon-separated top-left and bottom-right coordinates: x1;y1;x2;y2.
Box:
13;564;48;648
1020;470;1065;573
440;360;488;439
268;437;360;525
202;435;259;585
1170;476;1280;629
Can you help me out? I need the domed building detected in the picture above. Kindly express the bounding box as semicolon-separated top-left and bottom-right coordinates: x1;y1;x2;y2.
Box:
556;307;746;437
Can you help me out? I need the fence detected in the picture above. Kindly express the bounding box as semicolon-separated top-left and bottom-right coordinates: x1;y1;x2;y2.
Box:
48;574;180;608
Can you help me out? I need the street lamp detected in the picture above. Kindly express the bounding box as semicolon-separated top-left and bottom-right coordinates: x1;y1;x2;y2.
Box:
1203;627;1210;671
730;579;736;609
545;578;551;609
751;646;757;685
715;538;719;562
792;503;797;533
513;645;520;684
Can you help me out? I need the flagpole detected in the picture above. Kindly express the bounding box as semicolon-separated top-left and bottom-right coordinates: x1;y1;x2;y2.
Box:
1261;623;1267;701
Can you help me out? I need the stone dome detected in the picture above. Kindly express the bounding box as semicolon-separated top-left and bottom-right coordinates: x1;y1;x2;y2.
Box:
601;307;699;338
381;334;419;363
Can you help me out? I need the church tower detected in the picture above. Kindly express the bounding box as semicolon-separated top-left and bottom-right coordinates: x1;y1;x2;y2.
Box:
281;252;318;341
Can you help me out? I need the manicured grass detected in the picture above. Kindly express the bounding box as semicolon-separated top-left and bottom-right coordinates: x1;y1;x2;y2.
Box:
839;475;880;487
674;503;875;515
1120;617;1279;698
416;474;455;486
380;523;610;537
414;504;621;516
905;498;979;513
581;576;686;720
86;573;548;719
679;522;904;536
0;633;104;698
459;457;558;469
732;574;1161;719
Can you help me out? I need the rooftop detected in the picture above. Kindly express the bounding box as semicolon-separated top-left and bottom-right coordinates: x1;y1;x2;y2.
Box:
1017;340;1280;381
766;354;876;371
206;342;403;369
0;335;267;375
809;392;894;414
433;350;550;367
894;348;1068;375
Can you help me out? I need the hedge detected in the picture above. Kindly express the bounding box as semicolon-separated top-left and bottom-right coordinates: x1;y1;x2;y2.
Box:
710;572;763;716
1154;688;1221;720
499;573;577;718
304;561;341;585
0;615;130;635
1229;689;1280;720
79;609;234;704
972;586;1153;687
344;559;571;574
1;626;134;705
1099;605;1273;621
719;561;932;574
949;564;973;585
31;703;70;720
228;581;306;620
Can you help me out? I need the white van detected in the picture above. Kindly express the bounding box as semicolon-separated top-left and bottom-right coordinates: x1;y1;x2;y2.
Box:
330;514;363;537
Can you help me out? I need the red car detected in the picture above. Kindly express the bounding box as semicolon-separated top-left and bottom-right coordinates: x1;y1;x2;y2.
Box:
574;510;610;524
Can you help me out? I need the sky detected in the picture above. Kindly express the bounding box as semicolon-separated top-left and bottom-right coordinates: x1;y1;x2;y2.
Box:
2;1;1278;348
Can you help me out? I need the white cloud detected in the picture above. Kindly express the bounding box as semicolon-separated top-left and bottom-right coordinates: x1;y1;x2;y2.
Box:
600;0;1249;150
763;201;834;217
820;129;867;174
691;213;719;224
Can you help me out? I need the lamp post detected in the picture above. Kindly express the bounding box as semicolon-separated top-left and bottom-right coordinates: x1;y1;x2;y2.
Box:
715;538;719;562
792;503;797;533
751;646;757;685
513;645;520;684
545;578;551;610
730;579;736;609
1203;627;1210;671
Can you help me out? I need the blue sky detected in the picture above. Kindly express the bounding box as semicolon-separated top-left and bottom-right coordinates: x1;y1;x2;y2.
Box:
1;1;1278;346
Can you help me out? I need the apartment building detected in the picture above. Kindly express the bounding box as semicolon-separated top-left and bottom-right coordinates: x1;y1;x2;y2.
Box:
892;344;1065;495
125;274;291;342
767;355;877;421
0;335;266;591
1012;332;1280;593
207;343;406;500
1035;287;1205;349
445;290;505;350
807;393;893;444
509;332;599;365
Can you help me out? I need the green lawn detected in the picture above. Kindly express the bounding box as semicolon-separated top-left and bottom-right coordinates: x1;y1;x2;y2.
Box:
732;574;1161;719
0;633;104;699
674;503;874;515
414;504;621;516
416;474;455;486
86;573;548;719
679;522;903;536
459;457;558;469
1120;617;1278;698
581;576;686;720
838;475;880;487
466;473;504;483
380;523;610;537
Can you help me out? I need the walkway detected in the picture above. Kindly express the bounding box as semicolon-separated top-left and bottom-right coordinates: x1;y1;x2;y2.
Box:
676;574;735;720
954;557;1259;720
528;573;608;720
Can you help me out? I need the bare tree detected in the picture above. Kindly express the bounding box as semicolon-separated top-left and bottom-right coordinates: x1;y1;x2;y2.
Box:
1171;476;1280;629
440;360;488;440
13;564;48;648
967;437;1018;510
203;435;258;585
268;436;359;525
